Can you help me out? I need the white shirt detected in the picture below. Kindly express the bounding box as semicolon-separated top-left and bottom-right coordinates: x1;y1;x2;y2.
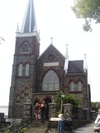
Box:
58;114;64;121
95;114;100;124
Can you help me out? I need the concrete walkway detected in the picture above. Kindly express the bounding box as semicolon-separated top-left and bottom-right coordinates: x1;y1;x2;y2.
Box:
25;120;95;133
74;122;94;133
48;122;95;133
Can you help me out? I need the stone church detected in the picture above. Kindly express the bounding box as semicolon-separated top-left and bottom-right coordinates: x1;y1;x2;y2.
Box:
8;0;91;119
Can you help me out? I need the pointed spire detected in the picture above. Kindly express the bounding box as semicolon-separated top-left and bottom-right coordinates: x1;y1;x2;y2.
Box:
83;53;87;73
21;0;36;33
64;44;69;73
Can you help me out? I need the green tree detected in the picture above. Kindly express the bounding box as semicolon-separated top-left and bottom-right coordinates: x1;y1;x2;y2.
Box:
71;0;100;32
91;101;100;108
54;92;81;112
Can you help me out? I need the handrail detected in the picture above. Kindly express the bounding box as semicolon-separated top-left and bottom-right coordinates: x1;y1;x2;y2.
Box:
0;118;31;133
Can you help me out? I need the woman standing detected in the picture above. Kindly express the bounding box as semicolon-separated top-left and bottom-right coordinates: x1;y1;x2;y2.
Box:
58;112;64;133
40;101;47;123
34;102;39;120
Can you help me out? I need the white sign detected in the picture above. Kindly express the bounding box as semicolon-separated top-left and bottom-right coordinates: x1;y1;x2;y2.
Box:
50;117;59;121
44;62;59;66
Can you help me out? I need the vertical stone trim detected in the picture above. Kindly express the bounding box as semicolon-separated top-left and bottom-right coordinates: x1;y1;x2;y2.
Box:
82;108;89;120
23;103;32;119
90;110;96;120
77;106;82;120
63;103;73;118
48;103;56;118
8;62;17;118
85;108;90;120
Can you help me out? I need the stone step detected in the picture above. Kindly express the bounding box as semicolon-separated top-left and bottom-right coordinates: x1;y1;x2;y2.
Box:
30;120;49;127
25;120;49;133
25;127;47;133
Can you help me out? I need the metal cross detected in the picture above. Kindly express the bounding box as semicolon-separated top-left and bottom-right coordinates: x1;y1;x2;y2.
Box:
84;53;87;59
66;44;68;47
50;37;53;44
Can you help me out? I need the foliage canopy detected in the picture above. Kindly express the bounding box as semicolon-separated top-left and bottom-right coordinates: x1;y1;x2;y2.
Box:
54;92;81;111
72;0;100;32
91;101;100;108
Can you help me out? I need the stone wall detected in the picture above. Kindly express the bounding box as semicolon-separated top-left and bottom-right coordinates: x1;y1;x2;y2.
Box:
48;103;93;129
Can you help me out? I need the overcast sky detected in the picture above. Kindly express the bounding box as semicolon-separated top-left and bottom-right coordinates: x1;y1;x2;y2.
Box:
0;0;100;105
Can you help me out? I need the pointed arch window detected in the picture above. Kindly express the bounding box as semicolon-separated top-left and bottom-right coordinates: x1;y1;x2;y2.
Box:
18;64;23;76
25;63;29;76
20;42;30;53
42;70;60;91
70;81;74;91
78;81;82;91
25;87;29;95
21;91;24;98
16;95;20;102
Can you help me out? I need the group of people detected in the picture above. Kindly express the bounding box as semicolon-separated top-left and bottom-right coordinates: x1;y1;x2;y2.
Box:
34;100;64;132
34;100;47;123
34;102;100;132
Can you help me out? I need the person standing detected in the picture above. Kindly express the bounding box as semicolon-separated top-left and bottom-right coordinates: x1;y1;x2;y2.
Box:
58;112;64;133
34;102;39;120
94;109;100;132
40;101;47;123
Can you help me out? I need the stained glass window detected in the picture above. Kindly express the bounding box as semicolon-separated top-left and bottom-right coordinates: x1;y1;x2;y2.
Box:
42;70;59;91
18;64;23;76
70;81;74;91
78;81;82;91
25;63;29;76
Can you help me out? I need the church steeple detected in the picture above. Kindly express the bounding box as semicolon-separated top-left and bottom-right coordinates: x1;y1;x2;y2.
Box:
83;53;87;73
64;44;69;73
16;0;40;41
21;0;36;33
9;0;40;119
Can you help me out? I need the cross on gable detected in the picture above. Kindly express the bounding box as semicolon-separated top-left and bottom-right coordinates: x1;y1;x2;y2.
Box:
84;53;87;58
50;37;53;44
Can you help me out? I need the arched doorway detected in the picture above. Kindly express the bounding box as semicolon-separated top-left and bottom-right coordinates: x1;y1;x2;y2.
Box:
34;98;41;105
43;97;52;119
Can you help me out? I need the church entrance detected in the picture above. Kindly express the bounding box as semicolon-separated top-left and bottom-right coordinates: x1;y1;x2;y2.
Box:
44;97;52;119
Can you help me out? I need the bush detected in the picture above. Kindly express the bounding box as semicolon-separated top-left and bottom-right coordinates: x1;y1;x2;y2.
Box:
18;127;28;133
54;92;81;111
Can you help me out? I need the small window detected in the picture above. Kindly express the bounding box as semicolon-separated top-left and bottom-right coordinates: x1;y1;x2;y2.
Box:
21;91;24;98
25;88;29;94
18;64;23;76
25;63;29;76
20;42;30;53
78;81;82;91
70;81;74;91
16;95;20;102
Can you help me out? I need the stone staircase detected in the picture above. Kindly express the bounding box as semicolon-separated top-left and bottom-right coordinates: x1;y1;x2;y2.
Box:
25;120;50;133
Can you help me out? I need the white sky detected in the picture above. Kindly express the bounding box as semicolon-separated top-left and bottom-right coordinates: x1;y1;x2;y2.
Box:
0;0;99;105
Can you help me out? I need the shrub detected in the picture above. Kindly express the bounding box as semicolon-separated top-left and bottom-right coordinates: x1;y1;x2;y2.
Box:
54;92;81;111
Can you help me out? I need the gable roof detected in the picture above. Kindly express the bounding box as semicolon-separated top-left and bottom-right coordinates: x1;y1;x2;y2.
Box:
38;44;65;60
67;60;84;73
